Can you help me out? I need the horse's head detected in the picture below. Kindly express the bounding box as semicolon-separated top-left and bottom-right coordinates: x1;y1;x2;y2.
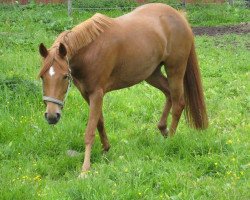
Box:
39;43;71;125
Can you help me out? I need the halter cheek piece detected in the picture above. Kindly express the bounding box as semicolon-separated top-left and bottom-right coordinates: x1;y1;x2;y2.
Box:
42;56;72;108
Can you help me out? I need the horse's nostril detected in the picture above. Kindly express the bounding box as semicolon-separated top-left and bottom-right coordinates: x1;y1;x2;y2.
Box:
45;112;60;124
56;113;61;120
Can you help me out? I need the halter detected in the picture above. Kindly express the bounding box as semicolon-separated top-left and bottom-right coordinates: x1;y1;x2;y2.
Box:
42;56;72;108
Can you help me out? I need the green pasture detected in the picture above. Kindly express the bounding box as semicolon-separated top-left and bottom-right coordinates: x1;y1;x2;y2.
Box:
0;3;249;200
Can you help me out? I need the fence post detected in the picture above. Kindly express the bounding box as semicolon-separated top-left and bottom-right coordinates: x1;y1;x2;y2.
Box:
182;0;186;9
228;0;234;5
68;0;72;16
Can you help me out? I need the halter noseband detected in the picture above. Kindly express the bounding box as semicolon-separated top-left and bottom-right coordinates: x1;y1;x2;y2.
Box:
43;96;64;107
42;56;72;108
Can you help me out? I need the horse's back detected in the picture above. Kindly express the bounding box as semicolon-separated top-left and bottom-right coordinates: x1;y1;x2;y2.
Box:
114;3;193;56
116;3;191;33
112;3;193;65
118;3;193;66
130;3;178;16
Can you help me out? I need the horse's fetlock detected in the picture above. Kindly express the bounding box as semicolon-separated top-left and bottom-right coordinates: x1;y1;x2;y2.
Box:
158;123;166;131
103;144;110;152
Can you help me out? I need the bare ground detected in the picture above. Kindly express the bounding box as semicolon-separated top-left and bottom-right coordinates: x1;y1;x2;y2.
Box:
192;22;250;36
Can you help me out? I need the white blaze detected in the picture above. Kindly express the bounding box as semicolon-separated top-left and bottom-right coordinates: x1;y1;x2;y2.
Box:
49;66;55;77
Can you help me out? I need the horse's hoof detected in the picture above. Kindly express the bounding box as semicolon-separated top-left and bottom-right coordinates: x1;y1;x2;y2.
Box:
102;145;110;153
78;171;89;179
161;128;169;138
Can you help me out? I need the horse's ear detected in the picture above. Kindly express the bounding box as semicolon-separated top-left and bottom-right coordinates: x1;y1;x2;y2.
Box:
59;43;67;58
39;43;48;58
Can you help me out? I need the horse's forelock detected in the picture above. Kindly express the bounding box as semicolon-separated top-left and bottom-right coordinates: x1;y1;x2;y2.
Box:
38;53;68;77
38;54;53;77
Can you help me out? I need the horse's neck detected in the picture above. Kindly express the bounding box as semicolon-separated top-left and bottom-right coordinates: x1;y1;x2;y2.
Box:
61;15;113;59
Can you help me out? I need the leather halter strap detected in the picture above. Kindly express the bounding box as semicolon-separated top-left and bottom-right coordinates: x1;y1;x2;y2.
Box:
43;96;64;107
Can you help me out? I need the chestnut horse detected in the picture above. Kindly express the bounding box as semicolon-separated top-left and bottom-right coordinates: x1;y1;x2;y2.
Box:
38;3;208;177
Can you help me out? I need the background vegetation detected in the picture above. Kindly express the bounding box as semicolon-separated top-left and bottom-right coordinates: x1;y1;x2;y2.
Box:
0;2;249;200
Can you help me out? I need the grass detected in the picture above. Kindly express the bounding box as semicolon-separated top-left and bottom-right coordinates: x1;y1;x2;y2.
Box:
0;3;249;200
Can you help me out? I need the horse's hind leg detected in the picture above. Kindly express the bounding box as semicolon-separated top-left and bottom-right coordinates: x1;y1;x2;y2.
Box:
165;62;186;136
146;67;172;137
97;113;110;152
158;98;172;136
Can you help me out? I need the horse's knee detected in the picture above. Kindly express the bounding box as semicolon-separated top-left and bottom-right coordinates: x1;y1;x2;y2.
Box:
85;134;95;146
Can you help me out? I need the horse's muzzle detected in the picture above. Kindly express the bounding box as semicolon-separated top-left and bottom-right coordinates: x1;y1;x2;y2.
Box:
45;112;61;125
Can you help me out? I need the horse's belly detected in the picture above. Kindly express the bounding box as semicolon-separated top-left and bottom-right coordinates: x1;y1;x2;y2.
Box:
106;57;160;91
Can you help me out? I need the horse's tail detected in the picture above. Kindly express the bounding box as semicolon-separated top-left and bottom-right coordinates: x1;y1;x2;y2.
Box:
184;42;208;129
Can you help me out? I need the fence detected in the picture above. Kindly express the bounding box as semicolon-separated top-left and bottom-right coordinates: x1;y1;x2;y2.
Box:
0;0;247;15
66;0;244;16
0;0;239;5
0;0;65;4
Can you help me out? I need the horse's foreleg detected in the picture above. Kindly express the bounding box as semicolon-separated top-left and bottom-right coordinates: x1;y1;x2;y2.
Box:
80;89;103;176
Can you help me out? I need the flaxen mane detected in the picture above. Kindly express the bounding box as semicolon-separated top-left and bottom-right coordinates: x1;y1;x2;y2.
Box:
39;13;113;76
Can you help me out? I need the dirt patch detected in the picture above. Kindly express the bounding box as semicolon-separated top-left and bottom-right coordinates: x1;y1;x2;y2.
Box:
192;22;250;36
